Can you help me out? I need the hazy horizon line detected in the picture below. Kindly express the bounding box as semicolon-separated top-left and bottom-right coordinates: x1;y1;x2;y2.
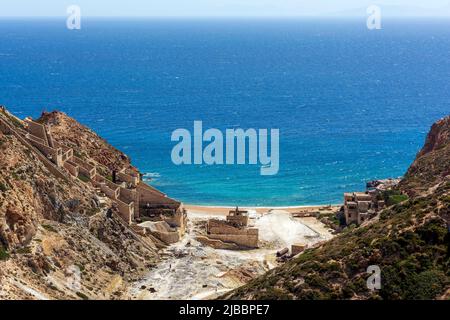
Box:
1;15;449;19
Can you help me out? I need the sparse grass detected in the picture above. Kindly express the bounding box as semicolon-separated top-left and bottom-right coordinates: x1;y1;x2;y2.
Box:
0;181;8;192
388;194;409;205
442;195;450;204
86;207;101;216
42;224;58;233
16;247;32;254
73;150;85;160
0;246;10;261
76;291;89;300
48;284;59;291
75;263;86;273
383;190;409;206
78;174;90;183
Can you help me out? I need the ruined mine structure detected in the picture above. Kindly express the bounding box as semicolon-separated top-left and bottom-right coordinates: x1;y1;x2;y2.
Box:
197;207;259;249
343;187;388;225
0;107;186;239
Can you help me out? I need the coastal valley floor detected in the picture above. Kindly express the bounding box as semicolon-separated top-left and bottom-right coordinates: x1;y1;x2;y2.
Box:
129;206;335;300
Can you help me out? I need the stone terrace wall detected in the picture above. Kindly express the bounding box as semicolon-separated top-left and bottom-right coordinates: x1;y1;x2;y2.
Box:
207;219;258;248
137;182;180;208
0;117;67;181
26;121;49;145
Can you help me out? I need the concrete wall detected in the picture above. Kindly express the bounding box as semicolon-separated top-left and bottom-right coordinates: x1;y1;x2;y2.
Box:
207;219;259;248
226;215;248;227
195;236;240;250
119;186;136;203
119;187;140;217
27;135;54;155
62;148;73;162
139;221;180;244
0;118;67;180
152;230;179;244
26;135;63;166
208;233;258;248
291;244;307;256
163;208;187;236
208;220;252;235
100;183;120;199
344;193;354;204
72;156;96;179
26;133;46;146
92;174;106;185
26;121;48;145
63;161;79;177
357;200;371;213
137;181;166;197
117;171;139;186
354;192;372;201
344;206;360;225
137;182;180;208
116;199;134;225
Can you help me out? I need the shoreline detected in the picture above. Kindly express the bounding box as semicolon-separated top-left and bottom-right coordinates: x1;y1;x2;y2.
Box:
184;203;342;215
185;203;342;209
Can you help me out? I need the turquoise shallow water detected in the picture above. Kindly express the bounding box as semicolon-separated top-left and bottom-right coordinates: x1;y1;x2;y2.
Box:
1;18;449;206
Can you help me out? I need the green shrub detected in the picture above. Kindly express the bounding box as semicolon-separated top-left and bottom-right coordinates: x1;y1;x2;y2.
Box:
76;291;89;300
16;247;31;254
42;224;58;233
389;194;408;205
404;270;447;299
442;195;450;204
75;264;86;273
0;182;8;192
417;219;447;245
78;174;90;183
0;246;10;261
86;207;101;216
383;190;408;206
73;151;84;160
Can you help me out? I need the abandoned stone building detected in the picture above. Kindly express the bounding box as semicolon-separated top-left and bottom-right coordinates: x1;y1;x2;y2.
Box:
0;108;186;240
343;191;385;225
196;207;259;249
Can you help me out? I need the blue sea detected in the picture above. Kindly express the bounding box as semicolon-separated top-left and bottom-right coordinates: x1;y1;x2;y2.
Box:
1;18;449;206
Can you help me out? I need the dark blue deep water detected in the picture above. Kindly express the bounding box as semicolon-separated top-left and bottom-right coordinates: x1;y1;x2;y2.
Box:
1;18;449;206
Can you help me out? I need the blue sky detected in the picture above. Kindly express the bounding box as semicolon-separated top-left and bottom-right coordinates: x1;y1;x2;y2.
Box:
1;0;450;17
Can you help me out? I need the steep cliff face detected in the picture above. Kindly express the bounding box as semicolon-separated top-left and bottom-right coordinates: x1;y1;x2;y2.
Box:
224;116;450;300
0;109;158;300
417;117;450;158
400;116;450;197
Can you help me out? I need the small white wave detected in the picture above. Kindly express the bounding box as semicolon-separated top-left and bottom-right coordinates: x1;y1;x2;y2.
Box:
143;172;161;180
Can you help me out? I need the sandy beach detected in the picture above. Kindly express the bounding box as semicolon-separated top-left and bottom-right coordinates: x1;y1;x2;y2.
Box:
184;204;341;217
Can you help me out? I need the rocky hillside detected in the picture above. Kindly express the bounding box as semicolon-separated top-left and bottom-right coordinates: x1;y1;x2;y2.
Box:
400;116;450;197
38;111;136;174
0;109;158;300
224;116;450;300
